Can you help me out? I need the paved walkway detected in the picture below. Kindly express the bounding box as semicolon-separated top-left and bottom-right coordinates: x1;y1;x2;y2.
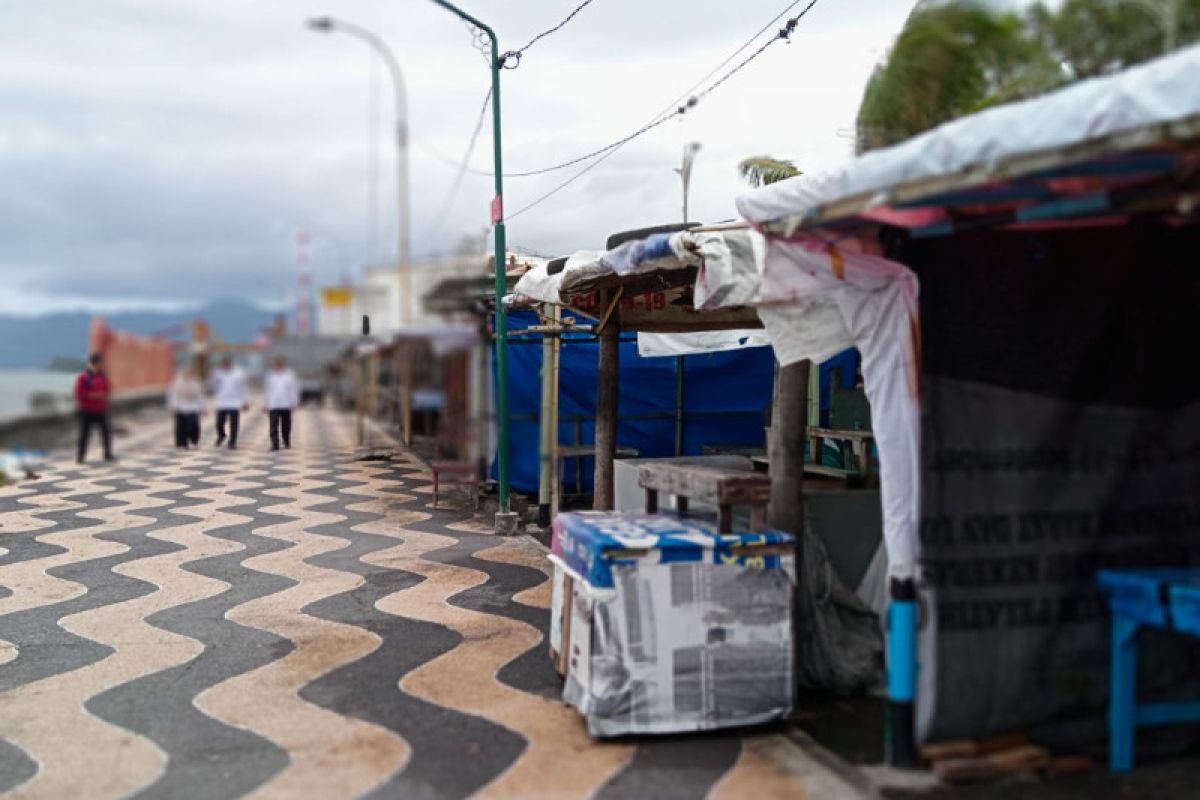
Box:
0;406;821;799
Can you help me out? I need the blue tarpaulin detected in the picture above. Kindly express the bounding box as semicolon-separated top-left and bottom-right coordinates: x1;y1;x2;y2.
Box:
492;310;775;494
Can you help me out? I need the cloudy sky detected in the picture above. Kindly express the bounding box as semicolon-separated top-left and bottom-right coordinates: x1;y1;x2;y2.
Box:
0;0;918;314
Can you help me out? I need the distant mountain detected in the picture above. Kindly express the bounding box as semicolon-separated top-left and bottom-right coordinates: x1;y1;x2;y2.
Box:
0;298;279;369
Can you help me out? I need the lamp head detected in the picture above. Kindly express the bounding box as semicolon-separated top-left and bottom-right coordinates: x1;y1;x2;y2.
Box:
307;17;335;32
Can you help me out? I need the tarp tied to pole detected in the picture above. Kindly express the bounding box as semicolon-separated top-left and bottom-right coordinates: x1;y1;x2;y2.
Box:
695;222;923;580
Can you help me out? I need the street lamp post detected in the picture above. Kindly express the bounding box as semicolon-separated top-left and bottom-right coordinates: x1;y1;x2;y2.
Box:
426;1;514;529
676;142;701;223
307;17;412;326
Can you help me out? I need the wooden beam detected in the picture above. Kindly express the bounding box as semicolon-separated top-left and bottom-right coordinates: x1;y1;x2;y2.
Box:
593;289;620;510
769;358;809;698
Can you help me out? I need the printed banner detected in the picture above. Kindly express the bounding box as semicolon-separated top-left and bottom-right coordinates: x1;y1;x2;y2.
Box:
909;224;1200;742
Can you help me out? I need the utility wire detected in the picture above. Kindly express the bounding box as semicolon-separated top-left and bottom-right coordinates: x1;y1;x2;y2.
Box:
507;0;821;220
498;0;599;69
425;87;493;241
455;0;814;179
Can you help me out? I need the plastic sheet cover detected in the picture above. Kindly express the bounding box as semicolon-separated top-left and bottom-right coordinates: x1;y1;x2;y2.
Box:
556;558;794;737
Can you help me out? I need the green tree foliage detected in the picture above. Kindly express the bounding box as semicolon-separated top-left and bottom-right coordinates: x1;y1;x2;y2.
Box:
856;2;1061;153
1028;0;1200;80
856;0;1200;153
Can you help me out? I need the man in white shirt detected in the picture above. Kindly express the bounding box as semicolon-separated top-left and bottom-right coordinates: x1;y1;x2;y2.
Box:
263;355;300;451
210;356;249;449
168;364;205;449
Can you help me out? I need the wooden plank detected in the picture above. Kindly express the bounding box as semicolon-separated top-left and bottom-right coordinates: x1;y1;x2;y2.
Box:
920;741;979;762
558;445;638;458
556;574;574;677
749;505;766;532
809;426;874;441
718;504;733;534
803;463;855;479
976;732;1029;755
637;462;770;506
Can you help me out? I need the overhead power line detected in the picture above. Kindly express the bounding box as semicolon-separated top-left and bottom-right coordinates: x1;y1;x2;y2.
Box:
499;0;599;69
425;0;816;181
425;87;493;241
506;0;821;220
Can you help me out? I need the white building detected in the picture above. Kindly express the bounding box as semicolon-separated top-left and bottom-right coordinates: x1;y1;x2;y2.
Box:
316;252;493;337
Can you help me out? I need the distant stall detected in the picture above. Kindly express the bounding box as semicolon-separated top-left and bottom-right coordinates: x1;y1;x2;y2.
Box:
510;225;769;511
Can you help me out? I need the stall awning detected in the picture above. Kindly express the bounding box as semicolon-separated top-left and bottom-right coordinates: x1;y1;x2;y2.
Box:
738;44;1200;234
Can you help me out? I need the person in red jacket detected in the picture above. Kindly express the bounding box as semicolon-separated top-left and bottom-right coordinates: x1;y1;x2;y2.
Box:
75;352;115;463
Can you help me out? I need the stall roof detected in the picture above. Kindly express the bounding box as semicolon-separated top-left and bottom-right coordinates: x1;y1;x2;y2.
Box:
509;234;762;334
422;273;522;316
738;44;1200;234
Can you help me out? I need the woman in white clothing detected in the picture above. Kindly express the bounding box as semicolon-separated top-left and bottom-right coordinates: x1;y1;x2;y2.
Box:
168;365;205;449
263;356;300;451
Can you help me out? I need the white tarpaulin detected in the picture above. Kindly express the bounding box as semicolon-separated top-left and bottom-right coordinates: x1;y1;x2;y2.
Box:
636;329;769;357
765;240;921;580
508;250;605;305
510;232;773;358
736;44;1200;227
695;219;921;579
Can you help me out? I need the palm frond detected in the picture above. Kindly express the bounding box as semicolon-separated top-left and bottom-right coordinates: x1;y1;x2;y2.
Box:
738;156;802;188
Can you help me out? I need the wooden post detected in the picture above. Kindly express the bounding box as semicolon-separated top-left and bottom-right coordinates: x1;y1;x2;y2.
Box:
768;359;810;537
769;358;810;698
355;355;365;447
538;304;555;526
593;291;619;511
401;343;414;447
549;305;563;520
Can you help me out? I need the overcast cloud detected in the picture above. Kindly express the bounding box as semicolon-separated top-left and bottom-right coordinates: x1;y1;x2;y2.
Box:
0;0;916;314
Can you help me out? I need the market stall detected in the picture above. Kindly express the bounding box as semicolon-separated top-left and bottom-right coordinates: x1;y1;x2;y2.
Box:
726;45;1200;755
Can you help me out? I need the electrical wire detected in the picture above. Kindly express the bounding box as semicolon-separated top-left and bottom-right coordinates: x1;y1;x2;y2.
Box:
425;87;493;241
498;0;599;69
452;0;815;180
507;0;821;219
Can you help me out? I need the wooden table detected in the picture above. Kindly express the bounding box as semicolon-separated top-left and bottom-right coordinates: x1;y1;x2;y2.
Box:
637;460;770;533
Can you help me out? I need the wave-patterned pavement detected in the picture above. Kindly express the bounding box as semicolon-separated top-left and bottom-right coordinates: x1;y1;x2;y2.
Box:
0;405;811;799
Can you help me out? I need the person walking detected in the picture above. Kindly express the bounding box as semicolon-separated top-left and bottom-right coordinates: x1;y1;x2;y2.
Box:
263;355;300;451
211;356;249;449
74;352;114;463
168;365;204;449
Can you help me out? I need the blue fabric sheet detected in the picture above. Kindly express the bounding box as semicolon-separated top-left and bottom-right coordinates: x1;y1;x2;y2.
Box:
491;310;775;494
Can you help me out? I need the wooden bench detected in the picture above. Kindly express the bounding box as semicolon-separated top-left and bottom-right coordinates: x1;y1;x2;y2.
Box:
558;444;639;494
637;460;770;533
431;459;479;509
810;426;875;475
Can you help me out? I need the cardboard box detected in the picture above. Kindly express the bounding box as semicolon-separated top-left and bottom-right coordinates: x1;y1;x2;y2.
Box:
550;512;795;737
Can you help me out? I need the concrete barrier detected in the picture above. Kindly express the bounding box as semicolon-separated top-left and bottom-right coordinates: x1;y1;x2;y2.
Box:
0;389;166;451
